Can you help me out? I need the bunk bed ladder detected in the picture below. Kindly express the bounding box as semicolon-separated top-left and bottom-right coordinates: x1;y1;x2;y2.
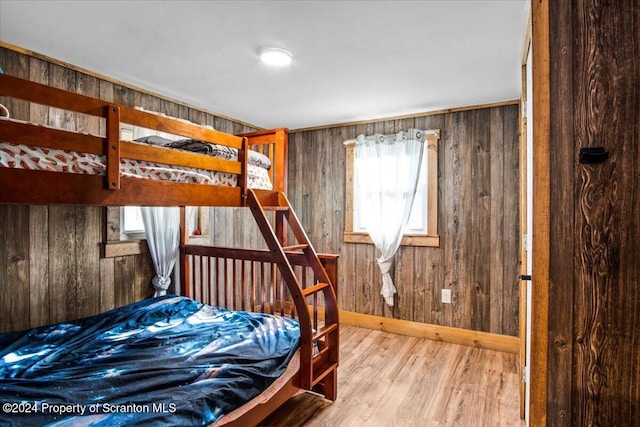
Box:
247;189;339;400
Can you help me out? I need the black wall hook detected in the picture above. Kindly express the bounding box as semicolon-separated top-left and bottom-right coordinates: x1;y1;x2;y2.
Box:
579;147;609;164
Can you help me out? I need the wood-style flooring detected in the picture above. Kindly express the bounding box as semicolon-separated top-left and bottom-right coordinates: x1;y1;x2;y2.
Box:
260;324;525;427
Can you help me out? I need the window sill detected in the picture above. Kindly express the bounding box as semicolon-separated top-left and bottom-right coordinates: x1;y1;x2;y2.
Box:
104;239;147;258
343;232;440;248
103;234;210;258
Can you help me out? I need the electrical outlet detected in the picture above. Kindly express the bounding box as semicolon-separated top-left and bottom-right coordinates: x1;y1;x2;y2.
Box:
441;289;452;304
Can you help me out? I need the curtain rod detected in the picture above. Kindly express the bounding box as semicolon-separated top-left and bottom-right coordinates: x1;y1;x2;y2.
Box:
343;129;440;146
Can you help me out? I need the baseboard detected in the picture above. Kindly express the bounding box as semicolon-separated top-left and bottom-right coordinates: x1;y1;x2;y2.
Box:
338;310;519;354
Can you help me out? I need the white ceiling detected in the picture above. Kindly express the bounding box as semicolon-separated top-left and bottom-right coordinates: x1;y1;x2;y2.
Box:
0;0;529;130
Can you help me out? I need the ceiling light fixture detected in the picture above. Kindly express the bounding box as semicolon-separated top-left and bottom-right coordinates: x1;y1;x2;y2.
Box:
260;47;293;66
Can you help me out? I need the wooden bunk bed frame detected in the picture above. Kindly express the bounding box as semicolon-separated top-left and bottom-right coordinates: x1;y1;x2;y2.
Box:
0;73;339;426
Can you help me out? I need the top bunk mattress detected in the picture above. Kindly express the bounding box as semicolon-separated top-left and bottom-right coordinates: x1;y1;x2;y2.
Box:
0;117;273;190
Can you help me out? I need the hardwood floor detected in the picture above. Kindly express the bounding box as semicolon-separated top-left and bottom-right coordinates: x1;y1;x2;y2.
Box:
261;325;524;427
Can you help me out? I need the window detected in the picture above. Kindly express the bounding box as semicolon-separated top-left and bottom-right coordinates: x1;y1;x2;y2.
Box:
121;206;146;240
344;130;440;247
120;206;205;240
104;206;147;258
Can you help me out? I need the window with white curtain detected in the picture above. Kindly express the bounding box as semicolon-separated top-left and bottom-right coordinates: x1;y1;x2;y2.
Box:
353;143;429;234
345;129;440;247
121;206;206;241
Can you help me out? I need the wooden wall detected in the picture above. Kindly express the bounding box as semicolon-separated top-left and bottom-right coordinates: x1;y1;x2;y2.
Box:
288;104;521;336
0;46;256;333
544;0;640;425
0;45;520;339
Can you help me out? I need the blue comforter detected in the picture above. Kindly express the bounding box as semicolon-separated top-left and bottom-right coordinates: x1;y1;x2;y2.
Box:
0;295;300;426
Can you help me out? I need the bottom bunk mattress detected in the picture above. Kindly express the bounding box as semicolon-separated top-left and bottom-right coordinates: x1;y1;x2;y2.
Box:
0;295;300;426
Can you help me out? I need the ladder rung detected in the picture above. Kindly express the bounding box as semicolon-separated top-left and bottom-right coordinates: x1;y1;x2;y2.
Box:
282;244;308;252
261;206;289;211
301;282;330;297
312;323;338;341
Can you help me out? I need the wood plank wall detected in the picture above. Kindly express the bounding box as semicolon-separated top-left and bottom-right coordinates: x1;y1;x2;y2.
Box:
288;104;520;336
0;46;256;333
545;1;640;425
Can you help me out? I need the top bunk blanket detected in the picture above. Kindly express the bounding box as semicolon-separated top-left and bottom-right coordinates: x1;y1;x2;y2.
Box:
0;295;300;426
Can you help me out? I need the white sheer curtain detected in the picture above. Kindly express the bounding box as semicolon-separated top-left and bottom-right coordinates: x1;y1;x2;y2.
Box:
141;207;180;297
134;122;196;298
354;129;425;306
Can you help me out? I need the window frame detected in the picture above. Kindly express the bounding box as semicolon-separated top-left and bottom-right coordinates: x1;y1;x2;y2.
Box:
344;130;440;247
104;206;147;258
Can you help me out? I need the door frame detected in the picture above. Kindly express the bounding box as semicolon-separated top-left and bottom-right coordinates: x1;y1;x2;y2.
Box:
519;31;533;423
529;0;551;424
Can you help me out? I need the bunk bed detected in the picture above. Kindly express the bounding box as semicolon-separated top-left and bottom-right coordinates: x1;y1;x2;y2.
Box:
0;73;339;426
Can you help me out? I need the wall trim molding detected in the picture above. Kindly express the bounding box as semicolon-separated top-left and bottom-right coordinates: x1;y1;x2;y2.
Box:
291;99;520;133
339;309;519;354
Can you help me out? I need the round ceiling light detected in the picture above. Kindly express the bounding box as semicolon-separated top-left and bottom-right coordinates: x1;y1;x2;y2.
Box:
260;47;293;66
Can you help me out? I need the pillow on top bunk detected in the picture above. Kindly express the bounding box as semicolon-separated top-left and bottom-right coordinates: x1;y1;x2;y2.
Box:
133;135;174;146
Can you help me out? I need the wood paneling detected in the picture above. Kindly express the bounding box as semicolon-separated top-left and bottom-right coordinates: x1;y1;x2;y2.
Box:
1;205;30;332
543;0;640;425
544;0;572;423
0;46;257;333
288;104;520;336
